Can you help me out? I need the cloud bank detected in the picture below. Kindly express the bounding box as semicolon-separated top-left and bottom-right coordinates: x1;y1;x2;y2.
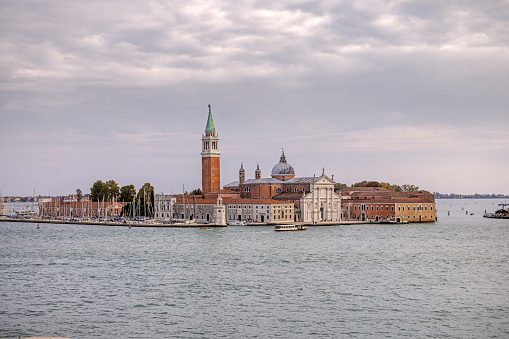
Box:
1;0;508;195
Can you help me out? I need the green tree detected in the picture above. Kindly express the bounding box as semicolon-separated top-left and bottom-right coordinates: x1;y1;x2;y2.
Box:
190;188;203;196
334;183;347;190
138;183;155;217
106;180;120;201
90;180;108;201
401;184;419;192
76;189;83;202
120;185;136;202
390;184;403;192
380;182;395;191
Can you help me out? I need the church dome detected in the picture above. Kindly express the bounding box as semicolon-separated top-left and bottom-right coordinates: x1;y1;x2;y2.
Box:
271;151;295;176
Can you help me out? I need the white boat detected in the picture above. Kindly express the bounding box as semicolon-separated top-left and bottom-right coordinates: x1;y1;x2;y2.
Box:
389;217;409;224
15;210;38;219
228;220;246;226
274;224;307;231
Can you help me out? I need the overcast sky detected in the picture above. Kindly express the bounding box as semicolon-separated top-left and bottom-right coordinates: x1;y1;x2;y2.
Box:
1;0;508;196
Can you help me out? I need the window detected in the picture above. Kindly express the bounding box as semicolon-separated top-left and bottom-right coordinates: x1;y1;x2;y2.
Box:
276;188;282;193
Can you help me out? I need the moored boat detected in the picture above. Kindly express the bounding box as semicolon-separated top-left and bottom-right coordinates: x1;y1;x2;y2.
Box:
228;220;246;226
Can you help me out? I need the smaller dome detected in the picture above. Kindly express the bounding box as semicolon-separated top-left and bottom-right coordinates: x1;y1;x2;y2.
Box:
271;151;295;176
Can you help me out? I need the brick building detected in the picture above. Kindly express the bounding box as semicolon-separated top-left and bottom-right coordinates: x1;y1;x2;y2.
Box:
340;187;436;222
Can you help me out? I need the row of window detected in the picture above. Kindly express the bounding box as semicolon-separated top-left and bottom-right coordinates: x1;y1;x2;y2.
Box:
353;205;433;212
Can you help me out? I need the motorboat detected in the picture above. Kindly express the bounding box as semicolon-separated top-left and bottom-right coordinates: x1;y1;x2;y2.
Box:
228;220;246;226
274;224;307;231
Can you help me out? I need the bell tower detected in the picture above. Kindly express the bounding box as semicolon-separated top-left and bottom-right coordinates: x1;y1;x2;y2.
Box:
201;105;221;194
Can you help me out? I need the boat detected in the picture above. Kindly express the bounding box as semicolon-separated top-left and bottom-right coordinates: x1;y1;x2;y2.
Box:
15;209;38;219
389;217;409;224
201;227;214;230
484;203;509;219
274;224;307;231
228;220;246;226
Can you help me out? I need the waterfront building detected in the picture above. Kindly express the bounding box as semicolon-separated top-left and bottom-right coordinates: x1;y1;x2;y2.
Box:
154;194;176;220
226;198;294;223
170;195;226;225
39;200;125;219
340;187;436;222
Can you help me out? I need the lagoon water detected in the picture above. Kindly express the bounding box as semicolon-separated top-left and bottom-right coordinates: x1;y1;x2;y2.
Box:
1;199;508;338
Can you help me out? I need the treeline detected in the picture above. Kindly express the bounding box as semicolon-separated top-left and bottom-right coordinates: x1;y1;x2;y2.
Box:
334;181;420;192
76;180;155;217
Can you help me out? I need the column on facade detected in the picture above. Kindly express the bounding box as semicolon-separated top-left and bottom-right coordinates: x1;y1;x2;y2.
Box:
311;188;315;223
315;187;320;221
325;188;329;221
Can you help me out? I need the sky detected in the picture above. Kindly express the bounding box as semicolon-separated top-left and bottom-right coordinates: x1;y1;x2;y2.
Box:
1;0;508;196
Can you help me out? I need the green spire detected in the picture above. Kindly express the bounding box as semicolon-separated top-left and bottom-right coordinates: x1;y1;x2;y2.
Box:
205;104;215;132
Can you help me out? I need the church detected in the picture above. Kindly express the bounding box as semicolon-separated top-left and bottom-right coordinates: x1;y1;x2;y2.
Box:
155;106;342;224
202;106;343;224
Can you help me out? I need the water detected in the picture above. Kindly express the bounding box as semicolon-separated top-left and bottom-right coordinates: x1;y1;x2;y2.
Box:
1;199;508;338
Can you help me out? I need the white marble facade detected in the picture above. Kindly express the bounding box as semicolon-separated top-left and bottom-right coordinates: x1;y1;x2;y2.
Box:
300;174;341;223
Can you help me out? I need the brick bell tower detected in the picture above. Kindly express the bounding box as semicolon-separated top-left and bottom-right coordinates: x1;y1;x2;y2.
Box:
201;105;221;194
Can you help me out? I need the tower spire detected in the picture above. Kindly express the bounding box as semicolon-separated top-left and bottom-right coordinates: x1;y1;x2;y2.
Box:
205;104;215;133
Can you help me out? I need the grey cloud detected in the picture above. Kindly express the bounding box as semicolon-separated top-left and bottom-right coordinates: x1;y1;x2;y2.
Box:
1;0;508;195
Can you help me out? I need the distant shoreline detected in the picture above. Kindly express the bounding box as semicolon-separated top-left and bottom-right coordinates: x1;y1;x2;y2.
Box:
435;196;509;199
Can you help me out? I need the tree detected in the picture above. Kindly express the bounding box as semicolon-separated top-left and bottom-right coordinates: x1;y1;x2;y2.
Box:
190;188;203;196
401;184;419;192
90;180;108;201
138;183;155;217
380;182;395;191
106;180;120;201
120;185;136;202
391;184;403;192
76;189;83;202
334;183;347;190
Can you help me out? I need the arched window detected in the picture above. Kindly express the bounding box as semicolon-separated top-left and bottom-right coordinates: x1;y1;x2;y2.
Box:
276;188;282;193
